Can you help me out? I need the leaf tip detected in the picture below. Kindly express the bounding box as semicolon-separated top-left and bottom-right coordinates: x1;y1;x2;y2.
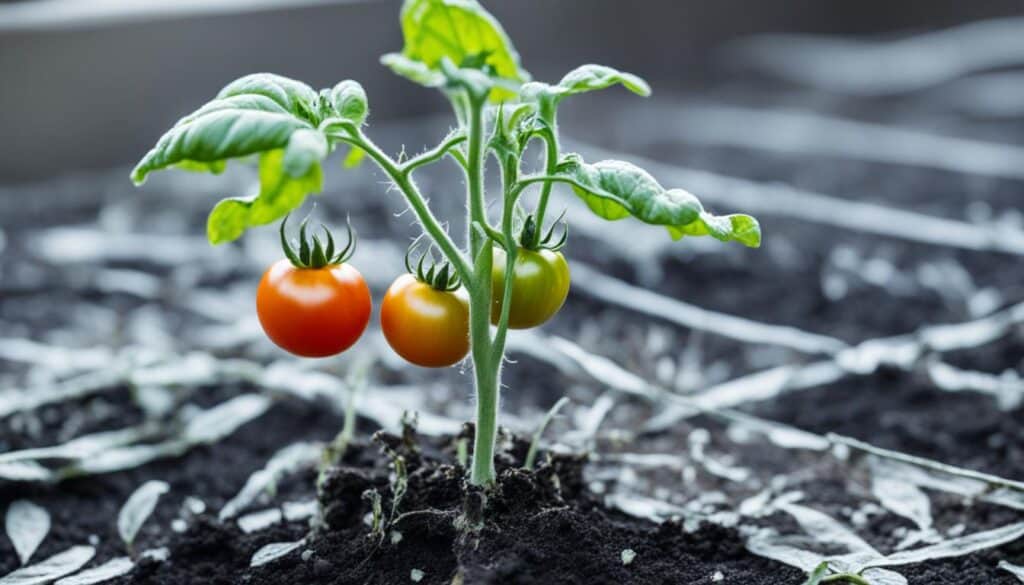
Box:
129;164;148;186
627;74;653;97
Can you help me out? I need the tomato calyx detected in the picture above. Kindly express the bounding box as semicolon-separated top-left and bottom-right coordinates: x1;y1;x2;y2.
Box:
405;237;461;292
519;211;568;252
279;213;356;269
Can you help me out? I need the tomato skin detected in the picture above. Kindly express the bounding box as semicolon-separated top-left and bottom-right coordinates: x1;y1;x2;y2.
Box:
256;259;372;358
381;274;470;368
491;247;570;329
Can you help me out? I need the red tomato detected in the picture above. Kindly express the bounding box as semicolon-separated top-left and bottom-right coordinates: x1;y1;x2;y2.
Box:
381;273;470;368
256;259;372;357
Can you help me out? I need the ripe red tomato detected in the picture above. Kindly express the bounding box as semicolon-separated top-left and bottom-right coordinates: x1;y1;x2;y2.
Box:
381;273;470;367
491;247;570;329
257;259;372;357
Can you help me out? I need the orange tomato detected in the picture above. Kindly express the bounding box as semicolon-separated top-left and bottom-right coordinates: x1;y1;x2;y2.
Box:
381;274;469;367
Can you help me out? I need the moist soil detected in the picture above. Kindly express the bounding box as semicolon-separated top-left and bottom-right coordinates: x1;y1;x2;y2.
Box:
116;427;804;585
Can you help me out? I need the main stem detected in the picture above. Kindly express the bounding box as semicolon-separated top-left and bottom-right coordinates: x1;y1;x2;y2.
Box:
465;95;501;486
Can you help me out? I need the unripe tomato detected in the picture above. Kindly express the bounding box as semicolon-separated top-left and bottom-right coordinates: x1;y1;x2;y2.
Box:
257;259;372;358
381;273;470;367
491;247;570;329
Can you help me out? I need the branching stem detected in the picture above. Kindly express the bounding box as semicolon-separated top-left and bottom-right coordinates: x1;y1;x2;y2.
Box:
401;133;467;176
331;128;471;282
529;125;560;248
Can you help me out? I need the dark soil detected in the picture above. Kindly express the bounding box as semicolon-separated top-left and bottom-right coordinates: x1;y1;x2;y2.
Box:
0;390;346;577
747;366;1024;479
122;428;803;585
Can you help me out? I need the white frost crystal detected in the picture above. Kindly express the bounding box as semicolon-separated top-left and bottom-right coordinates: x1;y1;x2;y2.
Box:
621;549;637;566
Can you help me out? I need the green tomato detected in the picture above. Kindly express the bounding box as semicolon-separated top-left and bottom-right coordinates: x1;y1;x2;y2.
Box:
491;247;571;329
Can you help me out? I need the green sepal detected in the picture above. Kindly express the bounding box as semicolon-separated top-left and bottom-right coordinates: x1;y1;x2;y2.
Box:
404;235;461;291
298;218;312;265
276;214;356;268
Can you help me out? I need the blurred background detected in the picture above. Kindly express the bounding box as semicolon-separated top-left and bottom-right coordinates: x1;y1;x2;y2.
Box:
1;0;1023;181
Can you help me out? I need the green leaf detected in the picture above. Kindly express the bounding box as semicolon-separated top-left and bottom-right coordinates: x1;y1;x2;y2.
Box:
130;73;341;190
325;80;369;125
131;72;339;245
380;53;445;88
178;94;291;123
174;159;228;175
389;0;530;100
557;154;761;248
282;128;328;178
131;109;311;185
216;73;320;122
520;64;650;109
803;563;830;585
206;149;323;244
343;146;367;168
554;64;651;98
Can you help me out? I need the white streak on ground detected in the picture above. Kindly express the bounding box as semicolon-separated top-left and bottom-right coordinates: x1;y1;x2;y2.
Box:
237;508;282;534
937;72;1024;118
646;361;846;431
571;263;848;355
775;499;881;557
0;546;95;585
999;560;1024;583
603;493;693;524
725;17;1024;95
633;101;1024;180
870;458;1024;513
53;557;133;585
926;360;1023;411
870;464;937;548
219;442;323;521
830;434;1024;494
530;333;831;451
860;522;1024;571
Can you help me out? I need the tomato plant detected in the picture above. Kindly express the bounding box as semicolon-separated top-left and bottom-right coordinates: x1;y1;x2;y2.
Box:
256;217;371;358
132;0;762;490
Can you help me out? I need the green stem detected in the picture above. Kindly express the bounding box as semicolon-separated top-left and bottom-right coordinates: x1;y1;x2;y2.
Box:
335;130;471;282
822;574;870;585
463;94;501;487
401;133;467;175
490;153;520;362
529;125;559;248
